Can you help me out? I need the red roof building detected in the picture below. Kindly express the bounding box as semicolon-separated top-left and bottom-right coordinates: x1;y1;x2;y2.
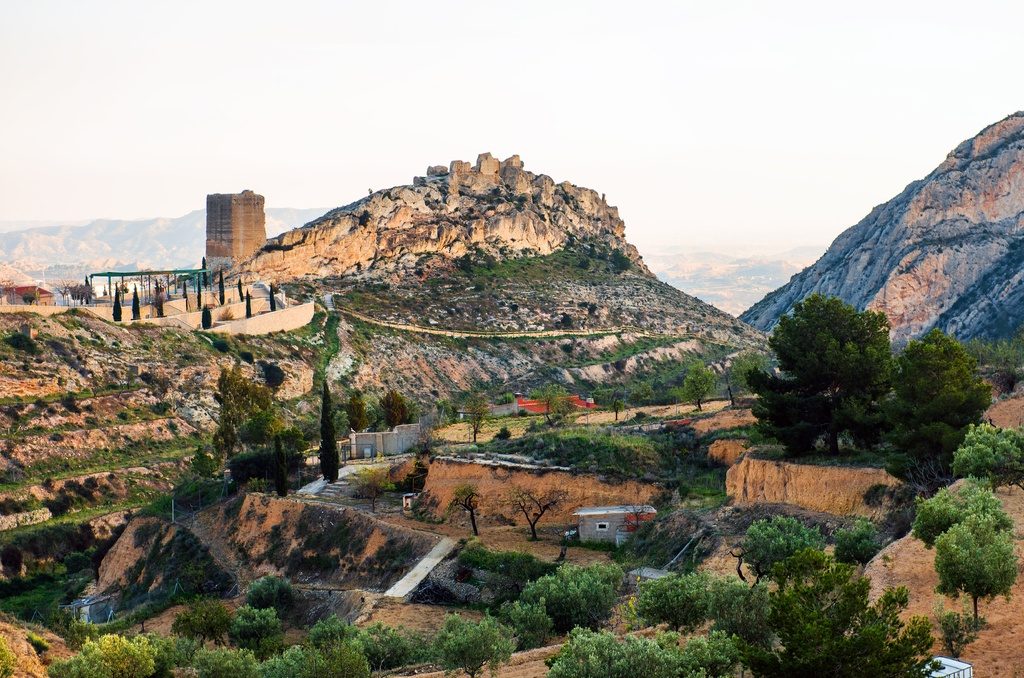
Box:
515;394;596;414
7;285;55;306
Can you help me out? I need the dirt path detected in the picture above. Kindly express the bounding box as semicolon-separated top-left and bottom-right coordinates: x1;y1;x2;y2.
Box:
336;305;666;340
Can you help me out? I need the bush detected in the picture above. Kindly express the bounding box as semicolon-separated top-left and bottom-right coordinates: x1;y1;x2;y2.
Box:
0;637;14;678
458;541;557;599
494;426;512;440
228;449;302;485
934;602;981;659
739;516;825;582
353;623;432;672
834;518;882;565
228;606;283;660
636;572;711;632
547;628;680;678
48;634;157;678
500;599;553;650
307;614;355;649
259;643;370;678
246;575;294;615
707;578;772;649
678;630;741;678
192;647;259;678
912;480;1012;548
4;332;39;354
433;614;514;678
521;563;623;633
26;631;49;654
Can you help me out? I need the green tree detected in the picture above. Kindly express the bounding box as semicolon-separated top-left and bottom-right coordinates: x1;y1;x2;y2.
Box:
933;601;980;659
611;397;625;421
462;391;490;443
886;329;991;467
202;306;212;330
212;366;273;459
352;623;430;672
546;628;681;678
237;279;243;301
191;444;219;478
520;563;623;633
307;615;355;649
750;294;893;455
346;391;370;433
681;363;716;412
171;598;233;644
192;647;259;678
506;486;566;541
48;634;157;678
911;480;1012;548
246;575;294;616
678;630;741;678
499;599;553;650
228;606;282;660
245;291;252;318
628;381;655;406
707;577;773;648
380;389;411;429
532;383;572;425
273;436;288;497
734;516;825;583
834;518;882;566
448;483;481;536
260;643;370;678
726;351;770;403
350;466;395;512
635;571;711;632
433;614;514;678
131;287;141;320
0;637;14;678
218;271;225;305
952;423;1024;490
268;283;277;312
112;288;122;322
934;512;1018;624
320;383;340;482
740;549;935;678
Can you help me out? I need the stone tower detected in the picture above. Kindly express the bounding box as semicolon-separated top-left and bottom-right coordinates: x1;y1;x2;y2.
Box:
205;190;267;269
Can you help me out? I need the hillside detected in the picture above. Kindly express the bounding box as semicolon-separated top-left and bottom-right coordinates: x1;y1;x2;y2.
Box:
742;112;1024;343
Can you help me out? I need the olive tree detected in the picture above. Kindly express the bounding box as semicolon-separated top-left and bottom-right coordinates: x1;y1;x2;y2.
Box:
733;516;824;583
433;614;514;678
934;512;1018;624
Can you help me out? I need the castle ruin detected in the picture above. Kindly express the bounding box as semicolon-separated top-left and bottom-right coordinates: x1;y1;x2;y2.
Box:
206;190;266;269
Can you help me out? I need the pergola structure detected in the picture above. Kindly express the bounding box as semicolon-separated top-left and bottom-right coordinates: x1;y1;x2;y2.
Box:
87;268;212;307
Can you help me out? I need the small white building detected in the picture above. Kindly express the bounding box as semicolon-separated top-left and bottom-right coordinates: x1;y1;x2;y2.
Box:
573;505;657;545
930;657;972;678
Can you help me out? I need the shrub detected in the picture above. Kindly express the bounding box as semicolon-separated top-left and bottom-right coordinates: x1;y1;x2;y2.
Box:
707;578;772;649
521;563;623;633
0;637;14;678
307;614;355;649
192;647;259;678
259;643;370;678
433;614;514;678
834;518;882;565
500;599;553;650
739;516;824;583
228;606;283;660
547;628;680;678
246;575;294;615
26;631;49;654
636;571;711;632
353;623;431;672
48;634;156;678
4;332;39;354
912;480;1012;548
494;426;512;440
678;630;741;678
934;602;980;659
228;449;302;485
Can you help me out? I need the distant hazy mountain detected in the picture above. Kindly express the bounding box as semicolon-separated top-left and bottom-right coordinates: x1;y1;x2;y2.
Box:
0;208;329;279
642;245;824;316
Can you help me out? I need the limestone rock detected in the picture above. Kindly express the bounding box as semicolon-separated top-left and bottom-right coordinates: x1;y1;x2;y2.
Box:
240;154;651;281
741;111;1024;342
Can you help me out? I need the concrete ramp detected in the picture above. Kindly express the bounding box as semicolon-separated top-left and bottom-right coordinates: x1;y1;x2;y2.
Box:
383;537;456;600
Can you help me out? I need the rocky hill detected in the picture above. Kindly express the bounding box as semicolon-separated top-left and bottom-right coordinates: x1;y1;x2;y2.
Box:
742;112;1024;343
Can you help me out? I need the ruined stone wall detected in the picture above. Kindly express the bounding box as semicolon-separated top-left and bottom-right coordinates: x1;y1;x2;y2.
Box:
206;190;267;268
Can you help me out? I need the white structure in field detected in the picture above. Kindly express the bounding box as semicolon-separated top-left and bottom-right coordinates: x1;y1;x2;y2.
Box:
930;657;971;678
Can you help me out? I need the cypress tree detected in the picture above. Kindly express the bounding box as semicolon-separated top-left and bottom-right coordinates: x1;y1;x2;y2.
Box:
245;291;252;318
273;435;288;497
201;257;208;287
237;279;243;301
131;287;140;320
319;382;339;482
218;271;225;305
112;288;122;322
201;306;212;330
269;284;277;312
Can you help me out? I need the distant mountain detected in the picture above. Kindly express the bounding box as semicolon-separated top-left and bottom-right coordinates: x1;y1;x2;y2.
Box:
642;245;824;316
742;112;1024;342
0;208;329;279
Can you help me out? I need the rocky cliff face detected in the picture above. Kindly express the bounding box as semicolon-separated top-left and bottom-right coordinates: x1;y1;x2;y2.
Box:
742;112;1024;342
243;153;649;279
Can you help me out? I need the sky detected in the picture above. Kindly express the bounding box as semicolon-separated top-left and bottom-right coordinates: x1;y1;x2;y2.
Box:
1;0;1022;254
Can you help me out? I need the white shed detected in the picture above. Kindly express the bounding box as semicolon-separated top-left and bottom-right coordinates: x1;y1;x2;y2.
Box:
930;657;972;678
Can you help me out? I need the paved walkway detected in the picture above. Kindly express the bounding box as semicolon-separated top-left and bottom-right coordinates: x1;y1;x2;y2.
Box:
383;537;457;600
322;292;336;311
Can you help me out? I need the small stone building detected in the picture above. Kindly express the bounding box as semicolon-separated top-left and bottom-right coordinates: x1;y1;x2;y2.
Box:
348;423;421;460
573;505;657;545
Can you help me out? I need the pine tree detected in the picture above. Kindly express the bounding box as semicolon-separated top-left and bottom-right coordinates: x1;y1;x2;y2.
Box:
112;288;122;322
319;382;339;482
131;286;140;320
269;284;277;312
273;436;288;497
218;271;226;305
245;291;252;318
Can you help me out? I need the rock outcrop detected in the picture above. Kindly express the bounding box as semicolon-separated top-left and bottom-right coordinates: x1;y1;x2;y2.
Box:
241;153;649;280
742;112;1024;342
725;456;902;518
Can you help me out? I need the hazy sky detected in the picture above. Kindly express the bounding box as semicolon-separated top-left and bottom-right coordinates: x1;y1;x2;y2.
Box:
2;1;1022;253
